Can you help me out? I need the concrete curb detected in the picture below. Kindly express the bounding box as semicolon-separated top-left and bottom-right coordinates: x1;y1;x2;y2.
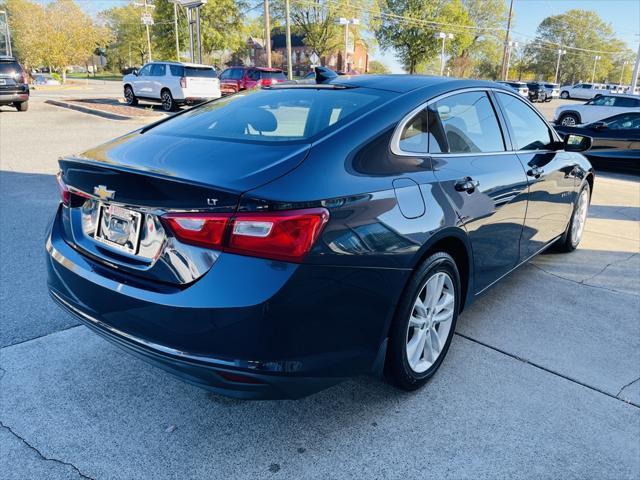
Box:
44;99;133;121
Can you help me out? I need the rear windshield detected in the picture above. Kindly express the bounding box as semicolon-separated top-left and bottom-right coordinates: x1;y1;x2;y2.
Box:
260;71;286;80
169;65;217;78
150;87;390;143
0;62;21;75
185;66;217;78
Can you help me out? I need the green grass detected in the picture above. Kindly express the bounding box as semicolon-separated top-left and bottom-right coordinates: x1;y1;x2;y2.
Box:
67;72;123;81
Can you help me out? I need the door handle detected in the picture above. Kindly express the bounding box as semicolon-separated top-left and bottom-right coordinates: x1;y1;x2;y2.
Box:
527;166;544;179
454;176;480;193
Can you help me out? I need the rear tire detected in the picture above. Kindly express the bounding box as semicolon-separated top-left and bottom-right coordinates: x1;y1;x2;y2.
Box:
124;86;138;106
559;112;579;126
14;101;28;112
385;252;460;391
556;182;590;253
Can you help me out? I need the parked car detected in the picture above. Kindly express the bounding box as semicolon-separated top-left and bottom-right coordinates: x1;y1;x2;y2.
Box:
543;82;560;100
0;56;29;112
219;67;287;95
32;73;61;86
497;80;528;97
47;76;594;399
553;93;640;126
559;83;608;100
555;112;640;173
123;61;221;112
526;82;547;102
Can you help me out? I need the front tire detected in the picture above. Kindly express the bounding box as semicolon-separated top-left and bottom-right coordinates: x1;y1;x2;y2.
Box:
559;112;579;126
14;101;28;112
560;91;569;99
385;252;460;391
556;182;590;252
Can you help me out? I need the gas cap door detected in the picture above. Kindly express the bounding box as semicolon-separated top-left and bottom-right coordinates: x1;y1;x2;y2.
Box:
393;178;425;219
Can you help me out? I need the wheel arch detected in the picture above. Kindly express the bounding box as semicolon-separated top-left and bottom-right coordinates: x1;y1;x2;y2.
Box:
412;227;474;313
559;110;581;123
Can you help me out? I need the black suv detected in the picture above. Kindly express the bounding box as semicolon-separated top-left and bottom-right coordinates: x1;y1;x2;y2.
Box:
526;82;547;103
0;56;29;112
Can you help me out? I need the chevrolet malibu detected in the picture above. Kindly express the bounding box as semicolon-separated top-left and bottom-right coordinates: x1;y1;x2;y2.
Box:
46;75;594;399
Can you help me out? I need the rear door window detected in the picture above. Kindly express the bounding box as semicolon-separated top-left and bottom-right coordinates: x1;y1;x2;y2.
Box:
496;92;552;151
430;91;505;153
0;62;21;75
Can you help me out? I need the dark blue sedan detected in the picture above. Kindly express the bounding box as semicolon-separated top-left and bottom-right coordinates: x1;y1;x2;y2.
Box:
46;74;594;399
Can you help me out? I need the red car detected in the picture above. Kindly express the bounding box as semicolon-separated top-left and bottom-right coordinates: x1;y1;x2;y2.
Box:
219;67;287;95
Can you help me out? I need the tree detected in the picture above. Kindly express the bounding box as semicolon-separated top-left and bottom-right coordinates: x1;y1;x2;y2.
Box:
101;3;151;70
375;0;473;74
5;0;110;81
367;59;390;73
530;10;626;84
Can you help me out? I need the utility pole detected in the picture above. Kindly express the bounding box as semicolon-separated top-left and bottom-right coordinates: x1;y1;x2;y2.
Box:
264;0;272;68
284;0;293;79
500;0;514;81
435;32;454;76
591;55;601;83
554;48;566;84
335;18;359;72
174;2;180;60
0;10;12;57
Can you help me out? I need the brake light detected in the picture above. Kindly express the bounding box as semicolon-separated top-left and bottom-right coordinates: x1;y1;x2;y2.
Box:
260;78;272;87
56;172;70;205
162;208;329;263
162;213;230;249
180;77;187;88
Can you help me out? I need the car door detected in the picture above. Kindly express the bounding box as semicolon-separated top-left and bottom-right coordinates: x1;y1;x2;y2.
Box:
420;90;529;292
494;91;577;260
133;64;152;96
588;113;640;168
149;63;166;99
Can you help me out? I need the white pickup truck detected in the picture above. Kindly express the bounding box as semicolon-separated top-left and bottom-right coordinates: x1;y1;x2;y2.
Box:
559;83;608;100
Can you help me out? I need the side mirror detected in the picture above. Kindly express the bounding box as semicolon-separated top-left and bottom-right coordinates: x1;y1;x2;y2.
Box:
132;69;138;76
591;121;607;130
564;134;592;152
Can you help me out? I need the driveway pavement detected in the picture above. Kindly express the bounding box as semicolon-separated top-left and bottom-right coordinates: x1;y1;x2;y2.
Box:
1;91;639;479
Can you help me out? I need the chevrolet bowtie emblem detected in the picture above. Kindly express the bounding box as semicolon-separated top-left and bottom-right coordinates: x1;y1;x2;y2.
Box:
94;185;115;201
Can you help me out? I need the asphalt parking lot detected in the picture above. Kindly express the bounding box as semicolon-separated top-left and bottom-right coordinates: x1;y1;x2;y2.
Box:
1;86;639;479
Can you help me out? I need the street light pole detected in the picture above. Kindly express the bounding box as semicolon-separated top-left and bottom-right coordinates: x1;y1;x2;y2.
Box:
554;48;566;84
284;0;293;79
264;0;272;68
335;18;360;72
591;55;601;83
173;2;180;60
144;1;152;62
630;41;640;93
619;60;629;85
435;32;454;76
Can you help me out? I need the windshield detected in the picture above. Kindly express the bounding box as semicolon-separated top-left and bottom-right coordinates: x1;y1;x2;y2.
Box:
150;87;390;143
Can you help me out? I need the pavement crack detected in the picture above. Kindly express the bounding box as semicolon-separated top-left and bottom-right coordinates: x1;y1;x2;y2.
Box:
455;332;640;409
0;422;95;480
530;261;638;296
617;376;640;399
2;324;83;349
581;252;638;284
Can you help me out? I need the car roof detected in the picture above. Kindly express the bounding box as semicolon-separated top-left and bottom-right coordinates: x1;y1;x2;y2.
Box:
153;61;214;68
329;75;512;94
595;93;638;98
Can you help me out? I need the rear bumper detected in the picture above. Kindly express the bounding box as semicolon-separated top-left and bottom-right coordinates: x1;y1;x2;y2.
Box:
0;91;29;104
46;206;406;399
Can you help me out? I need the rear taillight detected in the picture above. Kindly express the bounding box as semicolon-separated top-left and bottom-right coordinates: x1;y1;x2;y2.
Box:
180;77;187;88
56;172;70;205
162;208;329;263
259;78;272;87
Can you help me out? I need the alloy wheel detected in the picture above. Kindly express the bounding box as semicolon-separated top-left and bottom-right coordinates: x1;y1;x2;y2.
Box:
162;92;173;111
561;115;577;126
405;271;455;373
571;188;589;245
124;87;134;105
